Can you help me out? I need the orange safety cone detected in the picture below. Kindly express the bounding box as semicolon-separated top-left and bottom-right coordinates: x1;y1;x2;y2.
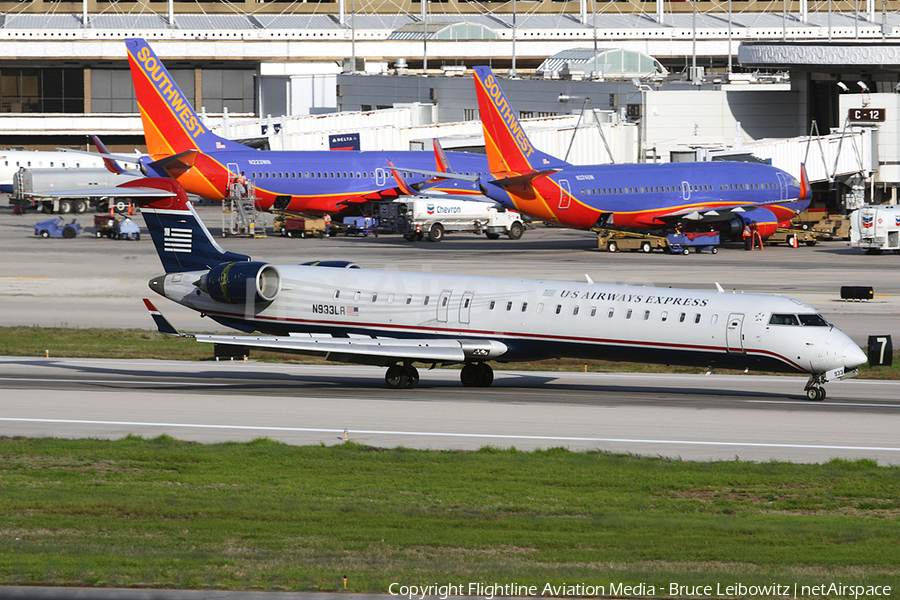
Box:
791;235;799;248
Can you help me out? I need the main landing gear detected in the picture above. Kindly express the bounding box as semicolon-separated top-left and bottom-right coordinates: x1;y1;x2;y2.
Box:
804;374;827;401
383;362;495;389
385;363;420;389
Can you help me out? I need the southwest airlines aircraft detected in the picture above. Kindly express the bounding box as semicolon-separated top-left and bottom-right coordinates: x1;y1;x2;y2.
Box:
467;66;812;237
127;178;864;400
121;38;489;213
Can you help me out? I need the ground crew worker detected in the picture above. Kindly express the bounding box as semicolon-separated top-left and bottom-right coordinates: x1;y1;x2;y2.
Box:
324;213;332;238
742;223;752;251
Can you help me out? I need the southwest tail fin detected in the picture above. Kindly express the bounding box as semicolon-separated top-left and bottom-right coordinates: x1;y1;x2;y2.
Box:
433;139;452;174
125;38;246;158
121;178;250;273
799;163;811;201
386;161;420;196
472;66;568;177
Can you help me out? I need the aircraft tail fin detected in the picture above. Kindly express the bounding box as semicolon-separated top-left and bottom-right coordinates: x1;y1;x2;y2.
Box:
472;66;569;177
91;136;128;175
122;177;250;273
142;298;184;336
125;38;246;158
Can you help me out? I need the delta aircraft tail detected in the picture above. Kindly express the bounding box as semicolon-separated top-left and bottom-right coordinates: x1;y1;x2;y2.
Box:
125;38;246;159
472;66;568;179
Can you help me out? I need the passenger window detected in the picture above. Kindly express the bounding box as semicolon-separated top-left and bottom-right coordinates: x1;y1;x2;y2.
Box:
679;313;686;322
406;295;412;305
506;301;512;311
710;314;718;325
608;308;615;318
464;298;470;308
555;305;562;314
489;300;495;310
626;309;633;319
353;291;360;301
388;294;395;304
372;293;377;302
643;310;650;320
694;313;701;324
521;302;527;312
424;296;430;306
442;297;448;307
333;290;340;299
573;306;579;316
590;307;597;317
661;311;668;322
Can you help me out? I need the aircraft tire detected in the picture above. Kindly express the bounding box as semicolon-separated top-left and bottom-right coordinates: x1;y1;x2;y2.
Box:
806;387;826;401
460;363;479;387
507;222;524;240
403;366;420;389
607;241;618;253
428;223;444;243
476;363;494;387
385;365;409;390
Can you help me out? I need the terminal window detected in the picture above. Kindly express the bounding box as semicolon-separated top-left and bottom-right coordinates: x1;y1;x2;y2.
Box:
0;68;83;113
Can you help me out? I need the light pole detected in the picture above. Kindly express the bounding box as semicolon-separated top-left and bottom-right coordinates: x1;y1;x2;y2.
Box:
632;78;653;163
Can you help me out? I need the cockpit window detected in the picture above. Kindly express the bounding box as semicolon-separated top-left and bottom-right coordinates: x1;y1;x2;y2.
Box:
798;313;830;327
769;314;799;326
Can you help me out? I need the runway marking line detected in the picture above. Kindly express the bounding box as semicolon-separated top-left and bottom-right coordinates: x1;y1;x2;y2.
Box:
2;418;899;453
0;377;227;387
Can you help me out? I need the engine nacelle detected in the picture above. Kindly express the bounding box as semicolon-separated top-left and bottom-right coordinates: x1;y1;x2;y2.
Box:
199;261;282;305
721;208;778;240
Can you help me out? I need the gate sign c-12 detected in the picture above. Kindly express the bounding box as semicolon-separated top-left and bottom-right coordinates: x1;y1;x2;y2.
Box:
329;133;361;151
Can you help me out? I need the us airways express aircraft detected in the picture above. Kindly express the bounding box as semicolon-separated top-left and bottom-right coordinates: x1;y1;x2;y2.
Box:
416;67;811;237
117;38;491;213
128;178;864;400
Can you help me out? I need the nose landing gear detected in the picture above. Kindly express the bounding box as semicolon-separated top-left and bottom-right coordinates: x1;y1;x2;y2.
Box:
804;374;827;401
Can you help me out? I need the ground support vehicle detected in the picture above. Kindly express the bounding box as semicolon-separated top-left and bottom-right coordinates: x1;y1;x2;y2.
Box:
11;167;142;214
849;204;900;254
765;228;818;247
389;198;525;242
666;231;719;254
343;216;378;237
810;215;851;240
34;217;83;239
94;215;141;240
222;182;266;238
597;230;669;253
274;213;331;238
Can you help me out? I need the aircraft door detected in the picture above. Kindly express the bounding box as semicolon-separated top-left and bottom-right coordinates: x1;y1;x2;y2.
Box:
682;181;691;202
437;290;452;323
559;179;571;209
725;313;745;354
460;292;474;324
376;168;388;187
226;162;240;184
777;172;789;201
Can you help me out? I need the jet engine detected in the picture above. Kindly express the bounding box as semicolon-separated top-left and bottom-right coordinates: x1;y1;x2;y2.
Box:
721;208;778;240
198;261;282;305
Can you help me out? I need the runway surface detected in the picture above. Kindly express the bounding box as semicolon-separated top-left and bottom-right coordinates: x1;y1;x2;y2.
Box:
2;356;899;464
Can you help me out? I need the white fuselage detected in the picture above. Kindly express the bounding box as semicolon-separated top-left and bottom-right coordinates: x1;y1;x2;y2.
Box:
158;265;863;376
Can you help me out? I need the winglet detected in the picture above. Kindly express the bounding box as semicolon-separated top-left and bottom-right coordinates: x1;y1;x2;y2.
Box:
433;139;452;174
799;163;811;201
386;160;420;196
143;298;182;336
92;136;127;175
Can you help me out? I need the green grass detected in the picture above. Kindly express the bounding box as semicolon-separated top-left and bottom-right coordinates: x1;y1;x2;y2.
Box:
1;436;899;593
1;325;898;378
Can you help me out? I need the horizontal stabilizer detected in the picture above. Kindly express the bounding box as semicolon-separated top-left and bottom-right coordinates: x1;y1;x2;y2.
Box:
392;167;480;183
142;298;186;337
59;148;143;164
26;185;179;200
491;169;560;189
148;149;200;177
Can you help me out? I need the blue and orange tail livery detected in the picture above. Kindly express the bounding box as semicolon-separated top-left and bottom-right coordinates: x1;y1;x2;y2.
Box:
91;135;127;175
125;38;245;158
472;66;567;177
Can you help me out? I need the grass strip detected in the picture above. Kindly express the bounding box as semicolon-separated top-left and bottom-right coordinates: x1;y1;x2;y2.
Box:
1;436;899;593
1;326;898;378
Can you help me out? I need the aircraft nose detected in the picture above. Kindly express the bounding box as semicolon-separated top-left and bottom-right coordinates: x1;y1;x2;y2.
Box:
843;343;868;370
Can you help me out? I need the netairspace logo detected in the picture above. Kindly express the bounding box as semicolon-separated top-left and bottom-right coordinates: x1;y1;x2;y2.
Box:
387;581;893;600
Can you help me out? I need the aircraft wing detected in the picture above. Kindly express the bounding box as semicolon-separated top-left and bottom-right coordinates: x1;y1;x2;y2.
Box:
59;148;144;164
26;185;178;199
653;203;756;222
144;299;507;365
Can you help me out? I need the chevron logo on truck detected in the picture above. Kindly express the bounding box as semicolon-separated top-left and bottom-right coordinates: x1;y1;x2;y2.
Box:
862;215;874;229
